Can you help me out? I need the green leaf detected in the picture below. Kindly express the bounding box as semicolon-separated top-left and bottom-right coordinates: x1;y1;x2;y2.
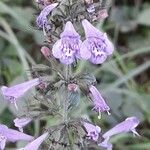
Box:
127;143;150;150
103;61;150;93
137;8;150;26
0;1;35;33
0;90;7;114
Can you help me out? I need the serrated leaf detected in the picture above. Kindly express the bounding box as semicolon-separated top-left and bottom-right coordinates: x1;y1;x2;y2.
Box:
68;91;80;110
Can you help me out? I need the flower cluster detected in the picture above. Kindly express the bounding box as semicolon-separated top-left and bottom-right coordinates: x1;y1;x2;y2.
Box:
84;117;140;150
52;19;114;65
0;78;49;149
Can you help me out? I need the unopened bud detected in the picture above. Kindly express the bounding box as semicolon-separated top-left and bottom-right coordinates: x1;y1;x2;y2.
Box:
97;9;108;20
38;82;46;90
68;83;78;92
41;46;51;59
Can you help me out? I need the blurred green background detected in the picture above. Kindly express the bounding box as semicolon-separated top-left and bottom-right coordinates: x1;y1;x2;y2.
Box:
0;0;150;149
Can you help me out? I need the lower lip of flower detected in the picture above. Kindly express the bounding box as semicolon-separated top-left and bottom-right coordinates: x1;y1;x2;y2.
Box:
92;48;105;57
64;48;74;57
0;133;6;141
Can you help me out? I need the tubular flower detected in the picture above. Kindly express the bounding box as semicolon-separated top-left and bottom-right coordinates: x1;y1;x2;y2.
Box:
0;124;33;150
14;118;32;132
18;132;49;150
89;85;110;119
1;78;40;110
80;19;114;64
36;3;58;31
99;117;140;150
84;122;101;141
52;21;82;65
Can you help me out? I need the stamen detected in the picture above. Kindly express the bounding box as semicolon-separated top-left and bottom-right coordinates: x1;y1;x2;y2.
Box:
131;129;140;137
107;110;111;115
19;127;24;133
43;24;47;36
98;108;101;119
14;101;18;111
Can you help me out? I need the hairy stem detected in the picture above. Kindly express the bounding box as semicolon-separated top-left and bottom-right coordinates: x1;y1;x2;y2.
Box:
63;65;70;122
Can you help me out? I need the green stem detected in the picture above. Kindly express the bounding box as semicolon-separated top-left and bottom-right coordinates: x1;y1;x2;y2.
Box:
66;127;74;150
63;66;70;122
113;24;136;89
0;18;36;79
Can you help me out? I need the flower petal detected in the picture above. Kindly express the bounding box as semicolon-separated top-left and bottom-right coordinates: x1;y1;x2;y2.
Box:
84;122;101;141
103;33;114;55
82;19;103;38
89;85;110;112
60;21;80;38
14;118;32;132
60;55;75;65
23;132;49;150
98;138;113;150
52;39;63;59
41;3;58;16
103;117;140;139
1;78;40;99
5;128;33;142
89;53;107;64
0;138;6;150
36;3;58;28
80;40;91;59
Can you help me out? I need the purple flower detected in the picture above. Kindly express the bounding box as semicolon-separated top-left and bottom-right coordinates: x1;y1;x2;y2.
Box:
89;85;110;119
14;117;32;132
19;132;49;150
103;116;140;138
36;3;58;32
0;124;33;150
99;117;140;150
80;19;114;64
1;78;40;110
84;122;101;141
52;21;82;65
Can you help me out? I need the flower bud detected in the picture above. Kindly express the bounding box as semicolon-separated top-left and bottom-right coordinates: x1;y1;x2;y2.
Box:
41;46;51;59
97;9;108;20
67;83;78;92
